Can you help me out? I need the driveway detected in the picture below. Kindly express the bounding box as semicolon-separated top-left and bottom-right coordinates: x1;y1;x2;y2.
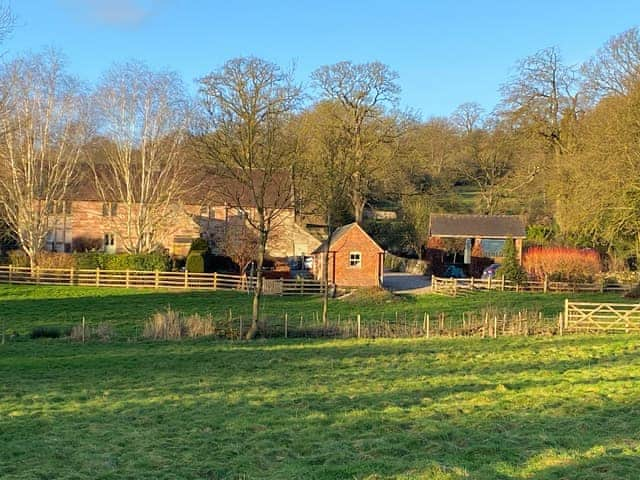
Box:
383;272;431;294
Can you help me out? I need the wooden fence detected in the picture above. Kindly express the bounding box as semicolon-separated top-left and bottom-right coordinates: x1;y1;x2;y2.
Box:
564;300;640;333
0;265;324;296
431;275;635;296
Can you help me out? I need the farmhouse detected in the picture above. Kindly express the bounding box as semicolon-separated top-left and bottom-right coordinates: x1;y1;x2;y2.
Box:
427;214;526;276
312;222;384;287
44;170;320;263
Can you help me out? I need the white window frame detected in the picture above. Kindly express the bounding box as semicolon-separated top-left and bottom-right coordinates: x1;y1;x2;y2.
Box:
349;251;362;268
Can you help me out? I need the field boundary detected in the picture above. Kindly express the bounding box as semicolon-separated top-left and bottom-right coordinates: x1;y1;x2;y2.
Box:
564;299;640;333
0;265;324;296
431;275;634;296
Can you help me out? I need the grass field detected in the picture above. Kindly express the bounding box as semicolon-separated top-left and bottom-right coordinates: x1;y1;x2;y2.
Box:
0;284;634;338
2;335;640;479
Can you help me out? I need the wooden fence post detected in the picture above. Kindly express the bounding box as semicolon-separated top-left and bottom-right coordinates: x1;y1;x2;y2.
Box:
543;274;548;293
184;269;189;289
487;275;492;290
125;269;130;288
95;267;100;287
35;267;40;285
8;264;12;284
501;275;505;291
431;275;435;292
453;278;458;297
493;316;498;338
154;270;160;289
426;314;430;339
284;313;288;338
564;299;569;331
69;267;74;285
357;314;361;339
470;277;475;289
213;272;217;290
558;313;563;336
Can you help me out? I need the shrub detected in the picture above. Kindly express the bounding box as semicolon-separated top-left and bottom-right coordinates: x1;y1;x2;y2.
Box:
71;236;103;252
8;250;29;267
186;252;205;273
143;308;215;340
30;326;61;339
73;252;171;271
496;237;528;284
35;252;76;269
523;246;601;282
189;238;209;253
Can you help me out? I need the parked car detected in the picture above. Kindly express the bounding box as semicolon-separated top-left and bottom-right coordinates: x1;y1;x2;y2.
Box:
443;265;465;278
481;263;501;279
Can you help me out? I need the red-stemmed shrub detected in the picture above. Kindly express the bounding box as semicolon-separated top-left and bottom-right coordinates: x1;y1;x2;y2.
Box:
523;246;601;282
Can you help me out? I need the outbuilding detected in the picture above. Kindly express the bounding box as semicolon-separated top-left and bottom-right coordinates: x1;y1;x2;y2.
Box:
312;223;384;288
427;214;526;276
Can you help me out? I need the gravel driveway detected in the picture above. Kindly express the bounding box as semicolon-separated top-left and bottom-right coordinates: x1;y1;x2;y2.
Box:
382;272;431;294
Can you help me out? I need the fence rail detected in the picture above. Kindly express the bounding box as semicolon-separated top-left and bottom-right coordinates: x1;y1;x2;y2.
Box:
431;275;635;296
0;265;324;296
564;300;640;332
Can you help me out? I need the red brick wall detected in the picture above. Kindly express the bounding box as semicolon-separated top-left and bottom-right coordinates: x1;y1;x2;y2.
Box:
315;226;383;288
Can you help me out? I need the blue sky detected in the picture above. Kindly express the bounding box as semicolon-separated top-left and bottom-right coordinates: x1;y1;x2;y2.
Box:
3;0;637;118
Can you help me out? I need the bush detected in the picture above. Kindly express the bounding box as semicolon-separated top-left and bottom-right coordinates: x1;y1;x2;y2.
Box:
523;246;601;282
143;308;215;340
35;252;75;269
73;252;171;271
8;250;29;267
186;252;205;273
30;326;61;339
496;238;528;284
189;238;209;253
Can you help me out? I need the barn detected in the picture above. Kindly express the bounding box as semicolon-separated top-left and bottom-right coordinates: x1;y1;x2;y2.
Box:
312;223;384;288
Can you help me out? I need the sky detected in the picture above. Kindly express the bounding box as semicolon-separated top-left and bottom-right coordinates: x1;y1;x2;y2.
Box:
3;0;638;118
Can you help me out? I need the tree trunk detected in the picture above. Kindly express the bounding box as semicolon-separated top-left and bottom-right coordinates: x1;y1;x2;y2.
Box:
246;228;267;340
322;215;333;327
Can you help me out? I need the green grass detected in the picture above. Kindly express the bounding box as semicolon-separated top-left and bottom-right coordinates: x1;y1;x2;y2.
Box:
2;336;640;479
0;284;634;337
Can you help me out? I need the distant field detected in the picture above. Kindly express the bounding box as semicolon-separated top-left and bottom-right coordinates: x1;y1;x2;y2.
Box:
2;336;640;479
0;284;635;337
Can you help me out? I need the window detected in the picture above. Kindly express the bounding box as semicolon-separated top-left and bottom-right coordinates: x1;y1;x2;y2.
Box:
102;202;118;217
349;252;362;268
46;224;72;253
480;239;506;257
103;233;116;253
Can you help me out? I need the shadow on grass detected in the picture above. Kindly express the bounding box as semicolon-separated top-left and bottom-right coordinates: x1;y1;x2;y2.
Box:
2;337;640;479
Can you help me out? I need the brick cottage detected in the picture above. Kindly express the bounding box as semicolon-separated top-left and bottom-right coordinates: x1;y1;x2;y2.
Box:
312;223;384;288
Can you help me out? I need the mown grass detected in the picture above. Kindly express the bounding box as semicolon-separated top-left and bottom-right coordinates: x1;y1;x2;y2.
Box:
1;336;640;479
0;284;633;338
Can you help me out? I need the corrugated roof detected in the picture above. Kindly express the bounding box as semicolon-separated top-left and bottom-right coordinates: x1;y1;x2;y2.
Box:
429;214;526;238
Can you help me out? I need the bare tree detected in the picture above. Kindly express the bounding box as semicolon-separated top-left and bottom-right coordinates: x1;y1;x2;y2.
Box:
91;61;191;253
582;27;640;100
500;47;579;158
0;2;14;45
298;101;353;325
197;56;301;339
312;61;401;224
451;102;485;134
0;51;88;268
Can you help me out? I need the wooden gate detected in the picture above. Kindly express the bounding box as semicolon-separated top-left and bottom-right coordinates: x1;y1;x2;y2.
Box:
565;300;640;332
262;278;283;295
